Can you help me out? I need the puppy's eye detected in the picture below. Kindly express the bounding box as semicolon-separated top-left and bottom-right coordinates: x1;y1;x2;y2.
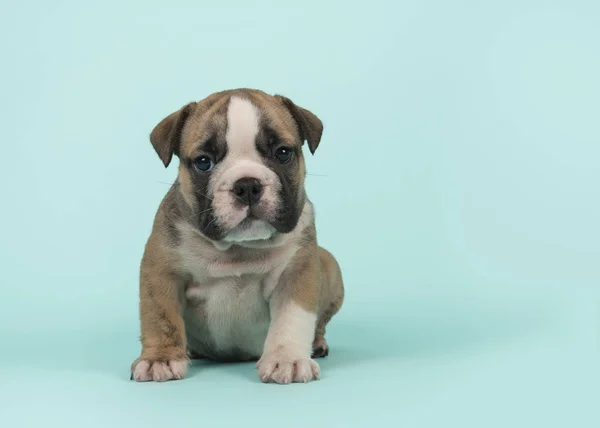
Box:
193;155;214;172
274;147;293;164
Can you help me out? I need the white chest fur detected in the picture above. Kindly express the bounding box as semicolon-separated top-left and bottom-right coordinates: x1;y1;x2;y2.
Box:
186;276;270;357
176;223;299;358
174;202;313;359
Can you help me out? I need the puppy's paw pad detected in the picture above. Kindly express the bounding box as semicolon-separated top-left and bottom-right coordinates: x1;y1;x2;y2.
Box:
131;359;188;382
257;356;320;384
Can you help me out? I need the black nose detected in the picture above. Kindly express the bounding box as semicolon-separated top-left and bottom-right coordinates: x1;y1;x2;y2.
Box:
232;177;263;205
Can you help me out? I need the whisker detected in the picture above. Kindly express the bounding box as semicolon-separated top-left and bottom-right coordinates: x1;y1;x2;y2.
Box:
195;190;214;201
176;206;213;224
205;217;218;230
196;207;213;216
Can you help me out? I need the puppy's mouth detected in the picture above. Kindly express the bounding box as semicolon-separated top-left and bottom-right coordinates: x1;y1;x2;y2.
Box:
222;215;278;243
237;216;261;230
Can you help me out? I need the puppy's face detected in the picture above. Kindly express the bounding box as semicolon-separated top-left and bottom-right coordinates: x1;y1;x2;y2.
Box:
150;89;323;242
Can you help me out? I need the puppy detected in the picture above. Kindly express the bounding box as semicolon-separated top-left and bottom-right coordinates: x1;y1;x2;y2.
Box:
130;89;344;384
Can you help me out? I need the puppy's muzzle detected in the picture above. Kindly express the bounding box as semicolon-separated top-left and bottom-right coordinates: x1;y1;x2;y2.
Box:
232;177;263;206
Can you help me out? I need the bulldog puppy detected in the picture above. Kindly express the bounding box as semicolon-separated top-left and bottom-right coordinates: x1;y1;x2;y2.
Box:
131;89;344;384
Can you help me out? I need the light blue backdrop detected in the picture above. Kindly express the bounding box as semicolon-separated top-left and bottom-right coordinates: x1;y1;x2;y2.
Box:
1;1;598;427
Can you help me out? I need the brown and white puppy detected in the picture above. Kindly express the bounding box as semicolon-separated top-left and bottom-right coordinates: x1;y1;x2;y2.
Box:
130;89;344;384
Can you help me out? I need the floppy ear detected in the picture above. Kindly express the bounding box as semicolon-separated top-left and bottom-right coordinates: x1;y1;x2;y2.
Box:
275;95;323;154
150;102;197;167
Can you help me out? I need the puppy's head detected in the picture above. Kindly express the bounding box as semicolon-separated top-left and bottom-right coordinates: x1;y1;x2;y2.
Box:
150;89;323;243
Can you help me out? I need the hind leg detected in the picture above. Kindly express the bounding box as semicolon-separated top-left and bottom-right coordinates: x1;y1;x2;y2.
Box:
312;328;330;358
312;248;344;359
312;295;343;358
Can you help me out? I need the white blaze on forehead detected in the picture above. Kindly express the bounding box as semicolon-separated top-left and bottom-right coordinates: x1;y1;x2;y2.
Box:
226;96;261;155
209;95;281;234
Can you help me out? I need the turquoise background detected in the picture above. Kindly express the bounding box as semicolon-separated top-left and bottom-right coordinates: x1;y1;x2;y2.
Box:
1;0;598;426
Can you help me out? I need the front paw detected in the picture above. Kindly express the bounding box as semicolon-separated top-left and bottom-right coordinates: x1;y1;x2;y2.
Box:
131;357;189;382
257;353;320;384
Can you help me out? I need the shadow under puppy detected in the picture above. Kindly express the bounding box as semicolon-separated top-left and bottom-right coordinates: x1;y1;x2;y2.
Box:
131;89;344;384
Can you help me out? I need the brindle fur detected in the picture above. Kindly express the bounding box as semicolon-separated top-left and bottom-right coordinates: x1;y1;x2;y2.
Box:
132;89;344;382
